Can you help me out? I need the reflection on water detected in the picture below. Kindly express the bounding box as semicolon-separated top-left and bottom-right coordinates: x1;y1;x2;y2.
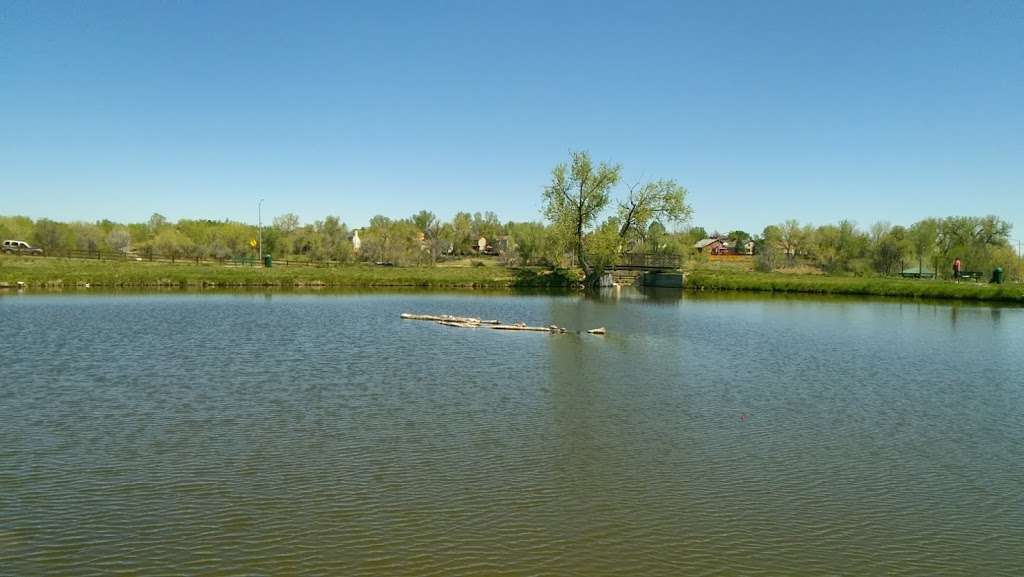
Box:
1;290;1022;576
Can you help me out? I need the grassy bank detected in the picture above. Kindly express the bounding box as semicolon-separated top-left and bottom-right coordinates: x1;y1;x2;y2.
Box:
685;270;1024;303
5;256;1023;303
0;256;582;289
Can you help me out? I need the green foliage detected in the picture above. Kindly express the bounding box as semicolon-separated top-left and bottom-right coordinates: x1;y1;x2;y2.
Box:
147;213;168;233
272;213;300;235
152;228;194;262
869;222;908;275
32;219;71;252
934;215;1012;276
755;216;1012;278
617;179;691;247
357;215;433;266
471;211;503;240
106;228;132;254
506;221;558;266
776;219;806;265
0;215;35;241
451;212;474;255
685;270;1024;303
727;230;751;254
541;150;691;283
68;221;104;252
812;220;866;273
0;256;582;289
908;218;938;274
585;218;624;273
753;243;778;272
646;221;668;253
542;150;622;273
411;210;437;238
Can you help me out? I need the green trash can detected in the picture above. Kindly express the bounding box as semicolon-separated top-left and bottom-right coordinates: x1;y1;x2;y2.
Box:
991;266;1003;284
263;254;272;268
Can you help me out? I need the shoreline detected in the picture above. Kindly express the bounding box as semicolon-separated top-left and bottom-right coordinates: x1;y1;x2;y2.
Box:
0;257;581;289
3;257;1022;303
684;270;1024;303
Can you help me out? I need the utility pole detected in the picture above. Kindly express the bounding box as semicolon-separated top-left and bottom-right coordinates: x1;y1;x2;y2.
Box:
258;198;265;266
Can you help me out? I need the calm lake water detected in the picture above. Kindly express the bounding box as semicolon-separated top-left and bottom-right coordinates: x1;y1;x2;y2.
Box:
1;289;1022;576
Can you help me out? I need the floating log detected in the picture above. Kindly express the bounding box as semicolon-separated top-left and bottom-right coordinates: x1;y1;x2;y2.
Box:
491;324;561;332
404;313;579;335
587;327;607;335
437;321;480;328
401;313;500;324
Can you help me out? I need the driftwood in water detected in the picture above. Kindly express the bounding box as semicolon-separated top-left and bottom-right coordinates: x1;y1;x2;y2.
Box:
491;323;565;333
437;320;481;328
401;313;500;324
402;312;602;335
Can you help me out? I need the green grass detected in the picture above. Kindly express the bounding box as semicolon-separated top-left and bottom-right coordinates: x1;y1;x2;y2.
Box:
685;270;1024;303
5;256;1022;303
0;256;582;289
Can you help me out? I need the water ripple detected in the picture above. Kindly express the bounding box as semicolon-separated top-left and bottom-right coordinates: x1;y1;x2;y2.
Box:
1;292;1022;576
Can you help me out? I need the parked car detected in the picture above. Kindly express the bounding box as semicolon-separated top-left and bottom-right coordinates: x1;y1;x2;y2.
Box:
1;240;44;255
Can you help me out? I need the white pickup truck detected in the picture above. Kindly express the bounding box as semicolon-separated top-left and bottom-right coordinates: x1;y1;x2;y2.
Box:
1;240;44;255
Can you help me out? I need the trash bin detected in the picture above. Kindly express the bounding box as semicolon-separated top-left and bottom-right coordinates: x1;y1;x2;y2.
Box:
263;254;272;268
991;266;1003;284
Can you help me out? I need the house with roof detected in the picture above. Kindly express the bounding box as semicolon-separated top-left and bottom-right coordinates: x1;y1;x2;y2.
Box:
693;237;730;255
694;237;756;255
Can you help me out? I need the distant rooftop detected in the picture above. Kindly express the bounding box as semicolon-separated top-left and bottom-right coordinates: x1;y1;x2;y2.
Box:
693;238;722;249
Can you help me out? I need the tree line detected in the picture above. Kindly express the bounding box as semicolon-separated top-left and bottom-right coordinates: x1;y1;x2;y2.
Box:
0;209;598;267
0;211;520;264
1;150;1016;279
2;211;1014;279
753;216;1016;278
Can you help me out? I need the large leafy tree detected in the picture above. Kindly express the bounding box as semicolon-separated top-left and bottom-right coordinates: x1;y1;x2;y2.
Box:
451;212;473;255
412;210;437;239
542;150;690;285
107;228;132;255
617;179;691;246
727;229;751;254
152;228;194;262
907;218;938;274
778;219;806;264
542;151;621;277
32;218;69;253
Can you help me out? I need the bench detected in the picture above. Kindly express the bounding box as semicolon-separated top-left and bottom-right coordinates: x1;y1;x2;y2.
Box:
958;271;983;282
900;272;935;279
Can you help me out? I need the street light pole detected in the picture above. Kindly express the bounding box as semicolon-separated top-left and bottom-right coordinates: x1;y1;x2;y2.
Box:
258;198;264;266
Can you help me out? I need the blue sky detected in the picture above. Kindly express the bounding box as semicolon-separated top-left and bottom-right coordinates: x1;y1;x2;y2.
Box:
2;0;1022;237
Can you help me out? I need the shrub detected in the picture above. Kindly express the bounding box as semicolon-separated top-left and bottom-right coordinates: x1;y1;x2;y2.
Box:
753;245;777;272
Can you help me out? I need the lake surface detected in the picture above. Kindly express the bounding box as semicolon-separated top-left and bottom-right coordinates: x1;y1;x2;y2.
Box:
1;289;1022;576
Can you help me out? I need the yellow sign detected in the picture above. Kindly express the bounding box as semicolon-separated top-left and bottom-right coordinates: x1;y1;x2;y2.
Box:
249;239;257;248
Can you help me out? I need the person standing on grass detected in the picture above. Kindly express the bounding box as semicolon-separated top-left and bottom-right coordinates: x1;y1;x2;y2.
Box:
953;257;962;283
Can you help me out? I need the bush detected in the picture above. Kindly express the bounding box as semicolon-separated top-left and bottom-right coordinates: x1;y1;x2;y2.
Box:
848;258;875;277
753;246;777;272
